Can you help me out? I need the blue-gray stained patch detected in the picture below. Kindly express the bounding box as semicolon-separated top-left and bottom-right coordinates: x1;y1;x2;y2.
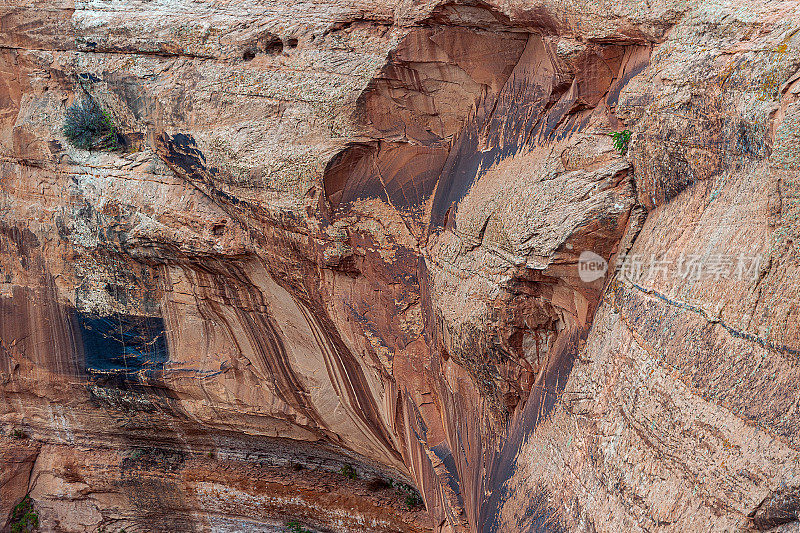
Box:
431;442;465;508
78;313;168;378
78;72;100;82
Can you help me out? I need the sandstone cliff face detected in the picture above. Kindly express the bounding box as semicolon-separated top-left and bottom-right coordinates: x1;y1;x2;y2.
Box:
1;1;800;532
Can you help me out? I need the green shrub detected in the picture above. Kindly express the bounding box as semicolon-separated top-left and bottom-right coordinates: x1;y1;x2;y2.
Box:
63;99;120;151
398;483;424;510
285;520;312;533
10;429;27;439
609;129;632;155
9;495;38;533
124;448;145;461
339;464;357;480
403;491;423;510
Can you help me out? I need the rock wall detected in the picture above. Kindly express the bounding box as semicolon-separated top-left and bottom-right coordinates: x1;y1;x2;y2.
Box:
1;1;800;532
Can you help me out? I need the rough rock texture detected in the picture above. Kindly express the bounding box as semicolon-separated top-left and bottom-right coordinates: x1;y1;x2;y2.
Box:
1;0;800;532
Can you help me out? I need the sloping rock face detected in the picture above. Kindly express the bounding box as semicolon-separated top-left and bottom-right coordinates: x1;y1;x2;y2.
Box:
1;1;800;532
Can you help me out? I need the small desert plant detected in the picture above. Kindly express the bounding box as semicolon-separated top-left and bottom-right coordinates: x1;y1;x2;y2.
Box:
62;99;120;151
397;483;424;510
10;428;27;439
285;520;312;533
339;464;358;480
123;448;146;462
403;491;424;510
610;129;632;155
9;495;38;533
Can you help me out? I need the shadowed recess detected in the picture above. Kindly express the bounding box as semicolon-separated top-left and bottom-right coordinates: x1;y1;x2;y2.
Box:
78;313;168;378
323;11;530;219
325;142;449;211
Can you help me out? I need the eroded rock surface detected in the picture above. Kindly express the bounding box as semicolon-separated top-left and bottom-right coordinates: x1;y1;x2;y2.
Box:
1;1;800;532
